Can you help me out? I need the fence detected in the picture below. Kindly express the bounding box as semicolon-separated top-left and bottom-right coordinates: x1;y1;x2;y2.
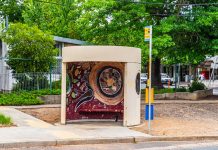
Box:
0;64;62;93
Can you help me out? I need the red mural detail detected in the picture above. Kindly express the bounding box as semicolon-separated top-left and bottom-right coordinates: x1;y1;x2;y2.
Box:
66;62;124;121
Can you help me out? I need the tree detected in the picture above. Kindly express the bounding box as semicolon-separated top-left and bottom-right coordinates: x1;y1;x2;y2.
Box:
22;0;80;38
21;0;218;88
159;1;218;65
0;0;24;22
156;0;218;79
73;0;175;88
1;23;58;73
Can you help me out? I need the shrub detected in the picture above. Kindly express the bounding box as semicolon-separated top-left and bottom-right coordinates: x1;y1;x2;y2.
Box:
0;92;44;106
154;88;174;94
175;87;187;92
0;114;12;125
51;80;61;89
29;89;61;95
189;81;206;92
0;89;62;106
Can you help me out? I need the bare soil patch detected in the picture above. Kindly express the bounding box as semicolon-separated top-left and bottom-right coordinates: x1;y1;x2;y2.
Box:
17;102;218;137
19;107;60;124
131;103;218;136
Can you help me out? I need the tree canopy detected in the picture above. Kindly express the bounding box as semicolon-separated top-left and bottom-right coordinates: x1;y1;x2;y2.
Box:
0;0;217;86
19;0;218;67
22;0;80;38
0;0;24;22
1;23;58;73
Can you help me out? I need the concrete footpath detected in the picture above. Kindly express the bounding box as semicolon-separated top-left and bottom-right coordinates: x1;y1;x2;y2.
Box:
1;106;218;148
0;107;150;148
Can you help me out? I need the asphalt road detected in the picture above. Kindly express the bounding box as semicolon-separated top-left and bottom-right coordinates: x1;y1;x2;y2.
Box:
7;141;218;150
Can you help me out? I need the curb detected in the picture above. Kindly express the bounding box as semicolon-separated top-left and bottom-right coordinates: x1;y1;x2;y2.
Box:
0;141;57;149
135;136;218;143
0;137;135;149
56;137;135;146
2;136;218;148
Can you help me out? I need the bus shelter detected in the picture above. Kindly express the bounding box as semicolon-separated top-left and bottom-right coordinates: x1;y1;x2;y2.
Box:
61;46;141;126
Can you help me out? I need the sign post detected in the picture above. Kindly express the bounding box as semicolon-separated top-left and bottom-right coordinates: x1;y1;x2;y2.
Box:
144;25;153;133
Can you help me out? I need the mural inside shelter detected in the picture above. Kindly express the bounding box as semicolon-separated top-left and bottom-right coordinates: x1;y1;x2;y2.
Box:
66;62;124;121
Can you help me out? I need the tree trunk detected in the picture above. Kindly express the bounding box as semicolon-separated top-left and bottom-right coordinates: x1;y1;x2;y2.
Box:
151;58;163;89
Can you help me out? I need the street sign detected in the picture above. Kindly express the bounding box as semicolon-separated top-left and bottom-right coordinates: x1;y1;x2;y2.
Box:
144;26;151;41
145;104;154;120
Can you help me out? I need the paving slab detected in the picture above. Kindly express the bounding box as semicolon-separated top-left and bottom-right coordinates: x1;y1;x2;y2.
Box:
0;107;150;148
0;107;52;128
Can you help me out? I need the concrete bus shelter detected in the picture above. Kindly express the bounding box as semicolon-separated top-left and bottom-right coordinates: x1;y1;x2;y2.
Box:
61;46;141;126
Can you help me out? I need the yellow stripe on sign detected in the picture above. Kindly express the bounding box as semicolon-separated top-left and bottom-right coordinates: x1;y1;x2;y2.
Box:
145;88;154;103
144;34;150;39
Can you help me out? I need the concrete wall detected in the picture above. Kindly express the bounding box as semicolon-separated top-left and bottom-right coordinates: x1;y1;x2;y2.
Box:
141;89;213;100
124;63;141;126
62;46;141;63
39;95;61;104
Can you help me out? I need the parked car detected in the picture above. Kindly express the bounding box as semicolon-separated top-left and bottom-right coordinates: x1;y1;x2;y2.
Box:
141;73;147;84
161;73;173;85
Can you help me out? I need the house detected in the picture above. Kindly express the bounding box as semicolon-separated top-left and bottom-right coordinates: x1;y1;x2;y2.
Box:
0;36;87;92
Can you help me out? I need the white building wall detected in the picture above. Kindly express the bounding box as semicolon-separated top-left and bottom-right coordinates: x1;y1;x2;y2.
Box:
0;41;13;91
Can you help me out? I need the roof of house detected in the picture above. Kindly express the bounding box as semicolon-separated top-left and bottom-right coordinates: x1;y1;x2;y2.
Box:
54;36;88;45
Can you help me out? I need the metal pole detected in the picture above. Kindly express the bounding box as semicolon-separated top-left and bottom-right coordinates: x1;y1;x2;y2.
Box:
5;15;8;29
148;25;152;133
174;64;177;90
49;63;52;94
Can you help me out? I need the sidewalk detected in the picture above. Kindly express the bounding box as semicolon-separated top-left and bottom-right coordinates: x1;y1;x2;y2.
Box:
0;107;149;148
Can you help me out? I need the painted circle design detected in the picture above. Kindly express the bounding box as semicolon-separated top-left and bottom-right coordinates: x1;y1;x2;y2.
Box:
97;67;123;98
89;62;124;105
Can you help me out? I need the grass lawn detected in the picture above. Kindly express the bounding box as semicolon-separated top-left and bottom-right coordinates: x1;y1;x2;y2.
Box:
0;114;12;126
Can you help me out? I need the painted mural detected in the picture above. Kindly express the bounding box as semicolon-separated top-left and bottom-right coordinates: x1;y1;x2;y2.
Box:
66;62;124;121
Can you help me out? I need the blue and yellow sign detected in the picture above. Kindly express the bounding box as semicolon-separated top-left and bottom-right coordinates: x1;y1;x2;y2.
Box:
144;26;151;41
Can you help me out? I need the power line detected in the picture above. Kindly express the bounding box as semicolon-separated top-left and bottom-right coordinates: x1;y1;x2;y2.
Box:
35;0;218;6
149;13;218;17
33;0;218;17
117;0;218;6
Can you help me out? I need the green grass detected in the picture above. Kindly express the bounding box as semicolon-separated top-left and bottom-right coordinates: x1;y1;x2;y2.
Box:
0;114;12;126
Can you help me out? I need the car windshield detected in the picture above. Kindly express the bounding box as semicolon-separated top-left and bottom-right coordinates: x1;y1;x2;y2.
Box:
162;74;169;78
141;73;147;77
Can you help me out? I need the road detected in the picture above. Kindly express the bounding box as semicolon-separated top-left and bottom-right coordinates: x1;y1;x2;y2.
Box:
7;141;218;150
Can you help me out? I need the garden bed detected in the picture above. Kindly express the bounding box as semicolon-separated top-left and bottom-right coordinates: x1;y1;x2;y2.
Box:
154;89;213;100
17;105;61;124
0;89;61;106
